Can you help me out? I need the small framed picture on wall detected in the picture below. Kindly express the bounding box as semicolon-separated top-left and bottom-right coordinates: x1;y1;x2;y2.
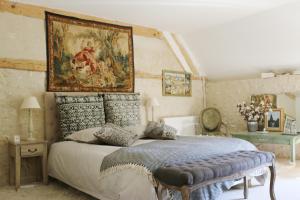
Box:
250;94;277;108
162;70;192;97
265;108;285;132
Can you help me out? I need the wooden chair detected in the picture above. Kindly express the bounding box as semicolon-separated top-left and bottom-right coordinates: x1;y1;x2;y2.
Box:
201;107;229;136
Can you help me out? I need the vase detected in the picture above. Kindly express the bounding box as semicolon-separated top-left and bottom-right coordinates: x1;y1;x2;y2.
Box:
247;121;258;132
258;120;264;131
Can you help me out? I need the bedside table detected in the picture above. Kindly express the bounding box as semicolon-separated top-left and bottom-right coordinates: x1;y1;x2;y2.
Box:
8;140;48;190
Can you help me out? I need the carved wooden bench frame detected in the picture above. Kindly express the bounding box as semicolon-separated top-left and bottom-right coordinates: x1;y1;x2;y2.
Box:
156;159;276;200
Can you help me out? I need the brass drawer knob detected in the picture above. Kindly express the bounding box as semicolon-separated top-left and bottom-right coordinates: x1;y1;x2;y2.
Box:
28;148;38;153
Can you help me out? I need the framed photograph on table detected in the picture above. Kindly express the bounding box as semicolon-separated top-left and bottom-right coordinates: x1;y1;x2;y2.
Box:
284;115;297;135
265;108;285;132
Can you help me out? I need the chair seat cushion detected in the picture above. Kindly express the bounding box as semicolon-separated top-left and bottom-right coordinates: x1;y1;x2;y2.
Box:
154;151;274;187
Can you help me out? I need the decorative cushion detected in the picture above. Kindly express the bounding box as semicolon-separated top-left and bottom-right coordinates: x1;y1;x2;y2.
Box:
123;124;147;139
144;121;177;140
94;123;138;147
65;127;102;144
103;93;141;127
56;95;105;138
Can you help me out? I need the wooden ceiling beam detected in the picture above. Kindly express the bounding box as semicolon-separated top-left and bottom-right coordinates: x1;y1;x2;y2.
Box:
0;1;162;38
0;57;203;80
171;33;200;75
0;58;46;72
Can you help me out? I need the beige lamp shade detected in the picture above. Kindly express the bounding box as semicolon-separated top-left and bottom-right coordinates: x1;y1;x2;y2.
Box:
20;96;40;109
149;97;160;107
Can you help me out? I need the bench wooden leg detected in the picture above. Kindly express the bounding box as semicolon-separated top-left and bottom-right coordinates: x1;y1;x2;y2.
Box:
243;176;249;199
181;188;190;200
269;161;276;200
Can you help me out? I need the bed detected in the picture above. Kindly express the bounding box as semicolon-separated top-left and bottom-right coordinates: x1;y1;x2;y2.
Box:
48;140;158;200
45;92;263;200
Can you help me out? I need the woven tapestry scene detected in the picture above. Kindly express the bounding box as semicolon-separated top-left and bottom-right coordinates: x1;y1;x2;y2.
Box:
46;12;134;92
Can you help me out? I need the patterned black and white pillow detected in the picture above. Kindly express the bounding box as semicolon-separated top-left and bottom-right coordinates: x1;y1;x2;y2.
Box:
94;123;138;147
103;93;141;127
123;124;147;139
56;94;105;138
65;127;102;144
144;121;177;140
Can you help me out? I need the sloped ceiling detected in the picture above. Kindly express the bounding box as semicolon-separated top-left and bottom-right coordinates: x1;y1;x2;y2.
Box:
184;1;300;80
14;0;299;80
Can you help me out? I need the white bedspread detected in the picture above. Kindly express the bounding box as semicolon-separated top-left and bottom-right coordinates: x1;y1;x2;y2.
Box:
48;138;266;200
48;140;158;200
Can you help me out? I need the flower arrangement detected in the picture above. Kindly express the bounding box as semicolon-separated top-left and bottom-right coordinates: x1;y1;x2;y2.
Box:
237;100;272;122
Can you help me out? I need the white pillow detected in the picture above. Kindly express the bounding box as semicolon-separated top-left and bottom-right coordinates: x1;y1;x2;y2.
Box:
65;127;102;143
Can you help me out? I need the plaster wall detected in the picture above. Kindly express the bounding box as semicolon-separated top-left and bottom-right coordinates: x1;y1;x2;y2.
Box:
0;12;204;186
206;76;300;158
277;93;296;118
296;96;300;132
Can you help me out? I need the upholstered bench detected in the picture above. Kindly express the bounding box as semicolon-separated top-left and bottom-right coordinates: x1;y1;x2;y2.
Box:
154;151;276;200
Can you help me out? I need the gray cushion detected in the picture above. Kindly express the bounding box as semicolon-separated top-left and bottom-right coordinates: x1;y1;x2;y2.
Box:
65;127;102;144
154;151;274;187
94;123;138;147
103;93;141;127
144;121;177;140
123;124;147;139
56;95;105;138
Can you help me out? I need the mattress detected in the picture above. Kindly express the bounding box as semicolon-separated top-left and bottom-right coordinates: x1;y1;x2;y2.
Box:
48;140;158;200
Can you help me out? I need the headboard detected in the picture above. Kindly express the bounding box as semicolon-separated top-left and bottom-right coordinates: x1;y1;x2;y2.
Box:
44;92;148;145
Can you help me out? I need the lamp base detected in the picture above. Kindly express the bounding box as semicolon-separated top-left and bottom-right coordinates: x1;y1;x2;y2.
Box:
26;137;36;141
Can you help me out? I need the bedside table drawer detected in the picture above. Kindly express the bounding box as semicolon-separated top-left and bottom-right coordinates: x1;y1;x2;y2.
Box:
21;144;44;156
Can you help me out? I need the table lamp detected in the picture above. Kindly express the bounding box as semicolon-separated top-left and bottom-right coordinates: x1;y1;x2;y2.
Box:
20;96;40;141
149;97;160;121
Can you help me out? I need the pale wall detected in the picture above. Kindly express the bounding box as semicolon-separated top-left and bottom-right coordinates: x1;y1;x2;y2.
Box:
206;76;300;158
277;93;296;118
0;12;204;186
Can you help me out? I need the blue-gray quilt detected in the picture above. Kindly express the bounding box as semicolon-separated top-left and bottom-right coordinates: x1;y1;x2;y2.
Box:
100;136;257;200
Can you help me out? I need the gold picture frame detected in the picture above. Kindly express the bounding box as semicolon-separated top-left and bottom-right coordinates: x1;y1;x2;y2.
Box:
250;94;277;108
265;108;285;132
162;70;192;97
46;12;134;92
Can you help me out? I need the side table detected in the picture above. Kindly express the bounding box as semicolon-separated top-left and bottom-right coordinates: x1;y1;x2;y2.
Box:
8;140;48;190
232;132;300;164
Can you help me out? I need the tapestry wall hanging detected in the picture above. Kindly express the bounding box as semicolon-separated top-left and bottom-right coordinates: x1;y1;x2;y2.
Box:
162;70;192;96
46;12;134;92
